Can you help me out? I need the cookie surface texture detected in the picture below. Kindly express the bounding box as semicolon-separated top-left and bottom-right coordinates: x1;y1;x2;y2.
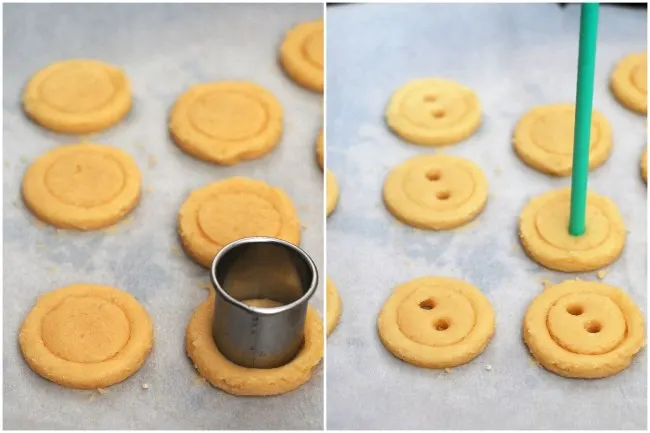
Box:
524;280;645;379
519;187;626;272
513;104;612;176
326;169;339;217
326;279;342;336
611;52;647;114
170;81;283;165
383;154;488;230
22;142;142;230
378;277;494;368
385;78;481;146
186;295;324;396
280;20;324;92
19;284;153;389
178;177;301;268
23;59;132;133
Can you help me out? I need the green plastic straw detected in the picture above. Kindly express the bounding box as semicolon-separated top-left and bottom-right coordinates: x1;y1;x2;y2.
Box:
569;3;600;236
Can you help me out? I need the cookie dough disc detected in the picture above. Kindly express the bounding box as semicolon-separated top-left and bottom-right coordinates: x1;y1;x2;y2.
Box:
524;280;645;378
23;59;131;134
316;130;324;169
170;81;283;165
178;177;301;268
186;295;324;396
385;78;481;146
378;277;494;368
611;52;647;114
22;142;142;230
513;104;612;176
280;20;324;92
383;154;488;230
19;284;153;389
326;279;342;336
642;147;647;183
326;169;339;217
519;187;626;272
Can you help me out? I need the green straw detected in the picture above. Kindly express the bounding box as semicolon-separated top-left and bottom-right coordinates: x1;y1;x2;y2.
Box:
569;3;600;236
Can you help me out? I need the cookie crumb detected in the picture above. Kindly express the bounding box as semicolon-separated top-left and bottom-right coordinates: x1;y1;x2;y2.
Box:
170;245;181;256
194;376;208;386
142;383;149;390
444;367;453;374
88;394;96;402
596;268;609;280
485;364;493;371
146;186;153;194
148;155;157;168
541;279;553;290
97;388;108;395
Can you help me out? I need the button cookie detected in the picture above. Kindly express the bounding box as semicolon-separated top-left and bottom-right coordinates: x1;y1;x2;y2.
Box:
519;187;626;272
170;81;283;165
383;154;488;230
611;52;647;114
178;177;301;268
378;277;494;368
385;78;481;146
19;284;153;389
524;280;645;378
23;59;132;134
326;169;339;217
22;142;142;230
326;279;342;336
186;294;324;396
513;104;612;176
280;20;324;92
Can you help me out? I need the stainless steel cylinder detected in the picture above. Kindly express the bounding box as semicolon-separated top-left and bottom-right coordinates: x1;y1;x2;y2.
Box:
210;236;318;369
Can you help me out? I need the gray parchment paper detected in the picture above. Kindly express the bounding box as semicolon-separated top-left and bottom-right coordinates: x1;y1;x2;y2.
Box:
3;3;323;430
326;3;646;430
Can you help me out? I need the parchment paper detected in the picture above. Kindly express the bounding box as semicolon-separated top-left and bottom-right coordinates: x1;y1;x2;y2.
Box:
3;3;324;430
325;3;646;430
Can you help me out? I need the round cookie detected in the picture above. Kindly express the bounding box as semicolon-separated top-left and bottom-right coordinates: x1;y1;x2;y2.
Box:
326;279;342;336
178;177;301;268
378;277;494;368
513;104;612;176
23;59;131;134
383;154;488;230
316;130;324;169
385;78;481;146
22;142;142;230
642;147;647;183
279;20;324;92
524;280;645;379
170;81;283;165
19;284;153;389
611;52;647;114
326;169;339;217
186;294;324;396
519;187;626;272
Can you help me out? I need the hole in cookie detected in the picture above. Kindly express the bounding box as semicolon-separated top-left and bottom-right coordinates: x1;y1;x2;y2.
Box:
431;109;446;119
435;318;450;331
566;304;584;316
419;299;436;310
423;95;437;102
426;169;441;181
585;321;601;333
436;191;450;200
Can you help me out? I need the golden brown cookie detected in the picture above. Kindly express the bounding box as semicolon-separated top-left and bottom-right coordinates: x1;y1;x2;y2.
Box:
326;279;342;336
383;154;488;230
519;187;626;272
385;78;481;146
178;177;301;268
19;284;153;389
316;130;324;169
22;142;142;230
611;52;647;114
186;294;324;396
326;169;339;217
170;81;283;165
524;280;645;379
378;277;494;369
513;104;612;176
641;147;647;183
23;59;132;133
280;20;324;92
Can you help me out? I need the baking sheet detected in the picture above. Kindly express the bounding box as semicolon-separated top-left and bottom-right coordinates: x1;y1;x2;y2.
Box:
3;3;324;430
325;3;647;430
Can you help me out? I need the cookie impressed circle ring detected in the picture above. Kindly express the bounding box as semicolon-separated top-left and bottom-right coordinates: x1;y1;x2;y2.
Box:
383;154;488;230
22;142;142;230
519;187;626;272
280;20;324;92
513;104;612;176
524;280;645;379
23;59;132;134
611;52;647;114
385;78;481;146
178;177;301;268
326;279;342;336
378;277;495;369
19;284;154;389
170;81;283;165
